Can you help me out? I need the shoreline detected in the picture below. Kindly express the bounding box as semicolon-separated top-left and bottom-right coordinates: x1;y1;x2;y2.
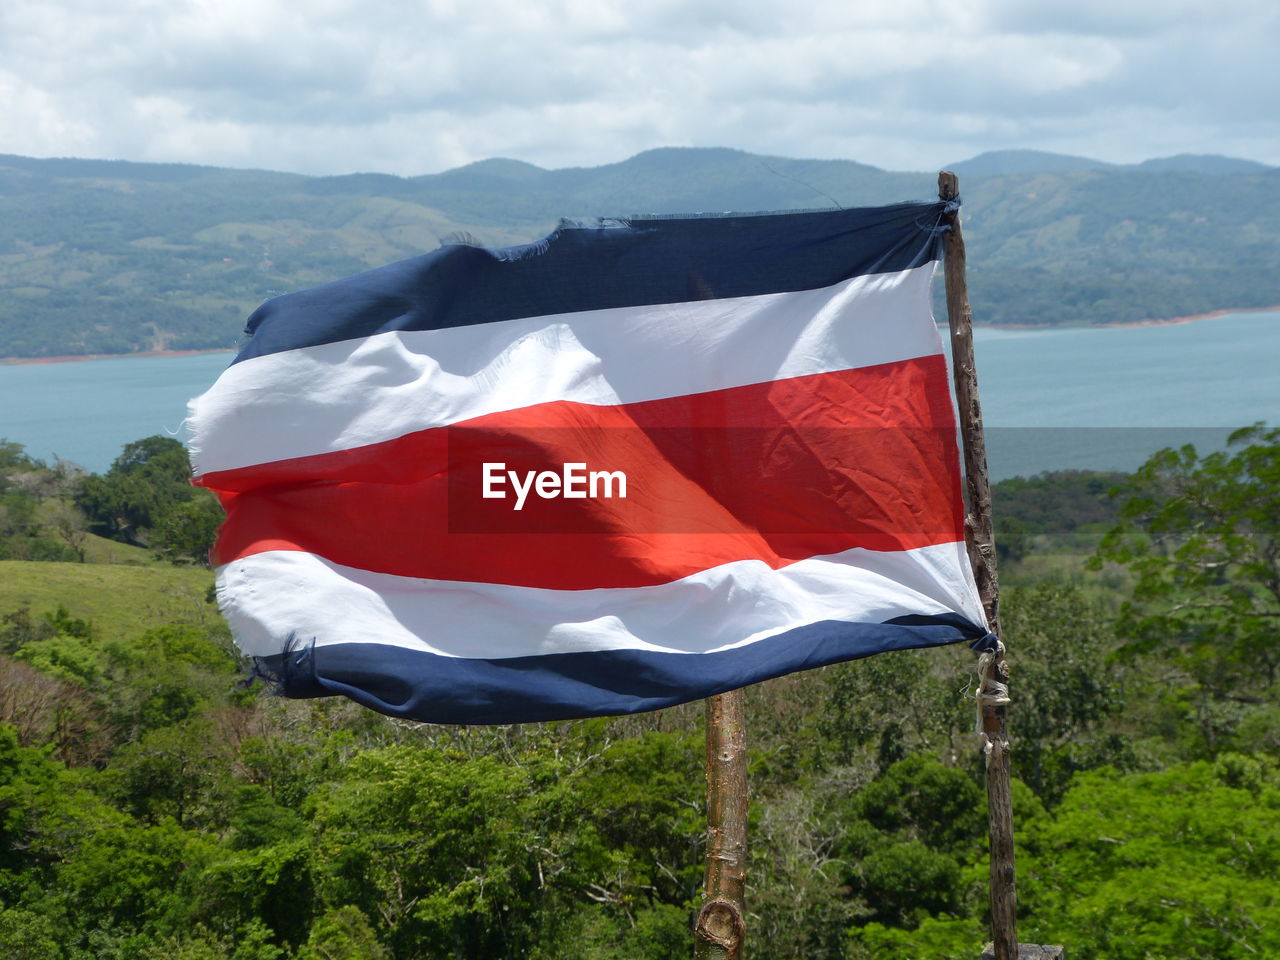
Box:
986;305;1280;332
4;306;1279;365
1;347;235;367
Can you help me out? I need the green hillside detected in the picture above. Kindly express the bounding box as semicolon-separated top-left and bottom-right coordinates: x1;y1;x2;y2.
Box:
0;559;214;640
1;148;1276;359
1;427;1279;958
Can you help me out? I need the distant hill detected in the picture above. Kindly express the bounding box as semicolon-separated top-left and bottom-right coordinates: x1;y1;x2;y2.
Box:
1133;154;1274;175
945;150;1116;176
1;147;1277;359
948;149;1274;177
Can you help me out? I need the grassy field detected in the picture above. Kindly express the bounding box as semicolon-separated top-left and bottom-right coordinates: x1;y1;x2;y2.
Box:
1000;533;1134;600
78;532;164;565
0;557;217;639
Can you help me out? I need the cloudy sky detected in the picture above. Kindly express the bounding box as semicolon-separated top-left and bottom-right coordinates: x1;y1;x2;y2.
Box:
2;0;1276;177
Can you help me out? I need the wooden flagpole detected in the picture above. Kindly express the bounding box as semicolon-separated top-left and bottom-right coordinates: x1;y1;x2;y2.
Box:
938;171;1019;960
695;689;748;960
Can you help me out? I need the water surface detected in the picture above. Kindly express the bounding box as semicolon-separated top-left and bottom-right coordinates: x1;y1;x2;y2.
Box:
2;310;1277;479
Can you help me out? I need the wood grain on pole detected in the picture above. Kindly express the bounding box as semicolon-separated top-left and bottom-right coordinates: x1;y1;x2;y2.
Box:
939;170;1019;960
695;689;748;960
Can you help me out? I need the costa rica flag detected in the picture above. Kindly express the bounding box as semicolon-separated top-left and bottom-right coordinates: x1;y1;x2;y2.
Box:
188;203;988;724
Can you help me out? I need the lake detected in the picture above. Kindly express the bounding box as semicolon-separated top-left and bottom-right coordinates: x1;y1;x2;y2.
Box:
2;309;1278;479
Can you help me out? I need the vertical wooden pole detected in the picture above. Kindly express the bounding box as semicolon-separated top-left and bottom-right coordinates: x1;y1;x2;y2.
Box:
938;171;1019;960
695;689;747;960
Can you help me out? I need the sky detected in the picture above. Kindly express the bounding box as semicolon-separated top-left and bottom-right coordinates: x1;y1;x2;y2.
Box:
1;0;1277;177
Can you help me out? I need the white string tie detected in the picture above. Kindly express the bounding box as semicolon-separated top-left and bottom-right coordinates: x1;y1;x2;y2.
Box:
975;638;1010;734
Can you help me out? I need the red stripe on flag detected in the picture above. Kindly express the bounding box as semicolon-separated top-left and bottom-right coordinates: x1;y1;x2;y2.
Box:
201;356;963;590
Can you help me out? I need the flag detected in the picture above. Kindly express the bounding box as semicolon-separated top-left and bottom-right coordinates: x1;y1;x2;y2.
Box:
188;203;989;724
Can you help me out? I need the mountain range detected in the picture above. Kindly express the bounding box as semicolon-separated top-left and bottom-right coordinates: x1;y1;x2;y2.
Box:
1;147;1276;359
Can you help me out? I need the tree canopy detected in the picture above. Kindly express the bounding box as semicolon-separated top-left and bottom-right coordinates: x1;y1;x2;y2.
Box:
0;429;1276;957
1093;424;1280;699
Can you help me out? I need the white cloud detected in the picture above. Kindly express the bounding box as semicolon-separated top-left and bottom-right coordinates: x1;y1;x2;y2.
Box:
0;0;1275;174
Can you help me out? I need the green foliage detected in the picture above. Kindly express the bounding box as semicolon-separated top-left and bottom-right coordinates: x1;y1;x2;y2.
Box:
15;631;103;686
302;735;701;959
0;604;55;652
999;584;1130;801
819;584;1128;805
305;746;543;954
1020;761;1280;959
110;437;192;477
149;492;224;565
0;421;1276;957
235;735;331;811
227;786;305;851
0;441;44;473
819;646;972;771
847;914;985;960
2;431;221;574
0;907;64;959
295;906;387;960
56;817;219;932
1;600;237;753
188;838;314;949
842;754;986;856
859;840;963;923
559;730;704;903
105;723;233;827
748;777;863;960
1093;424;1280;701
0;722;130;900
534;901;690;960
0;441;87;563
834;755;986;927
76;436;216;556
992;470;1127;564
138;921;285;960
993;470;1128;535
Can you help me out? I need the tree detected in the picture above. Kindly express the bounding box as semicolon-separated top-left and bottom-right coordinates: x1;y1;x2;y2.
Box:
832;754;987;928
1092;424;1280;702
149;491;224;566
305;745;558;957
1017;759;1280;959
75;436;222;565
37;498;89;562
295;906;388;960
76;436;194;546
997;584;1129;802
0;908;64;959
0;439;45;473
109;437;192;477
818;645;973;772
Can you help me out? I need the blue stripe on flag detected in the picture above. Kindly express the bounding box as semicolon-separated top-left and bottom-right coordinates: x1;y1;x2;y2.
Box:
259;613;984;724
234;203;949;363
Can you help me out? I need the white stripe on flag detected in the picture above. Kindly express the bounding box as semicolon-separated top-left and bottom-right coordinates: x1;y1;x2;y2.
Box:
216;540;986;660
189;264;939;475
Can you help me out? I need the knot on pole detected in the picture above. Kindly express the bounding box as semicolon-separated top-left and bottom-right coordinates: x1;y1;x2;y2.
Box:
975;638;1011;734
920;198;961;235
696;898;745;959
